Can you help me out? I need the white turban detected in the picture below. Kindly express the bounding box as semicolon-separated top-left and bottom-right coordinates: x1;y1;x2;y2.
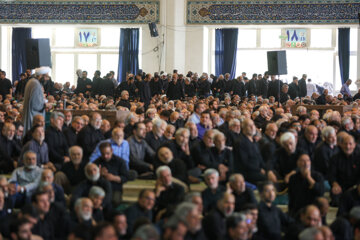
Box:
35;66;51;75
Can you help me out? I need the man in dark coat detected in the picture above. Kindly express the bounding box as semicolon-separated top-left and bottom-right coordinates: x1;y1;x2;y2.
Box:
299;74;308;98
288;76;300;100
77;112;104;160
167;74;184;100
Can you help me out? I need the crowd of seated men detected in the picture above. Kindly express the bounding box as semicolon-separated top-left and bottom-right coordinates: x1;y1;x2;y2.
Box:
1;67;360;240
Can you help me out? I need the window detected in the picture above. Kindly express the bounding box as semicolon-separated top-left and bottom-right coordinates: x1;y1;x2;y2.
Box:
238;29;256;48
236;50;268;77
55;28;74;47
78;54;98;79
32;27;53;42
100;54;118;77
311;29;332;48
55;54;74;84
101;28;120;47
261;29;281;48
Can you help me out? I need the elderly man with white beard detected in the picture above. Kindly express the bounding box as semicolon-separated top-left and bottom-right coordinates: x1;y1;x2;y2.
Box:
70;163;112;212
8;151;43;207
175;202;206;240
70;197;96;231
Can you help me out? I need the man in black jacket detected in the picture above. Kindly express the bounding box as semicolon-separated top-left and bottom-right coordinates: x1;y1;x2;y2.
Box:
75;71;92;95
228;174;257;212
125;189;155;234
154;166;185;214
93;142;130;204
288;76;300;100
45;111;69;171
257;181;294;240
203;192;235;240
0;122;21;174
299;74;308;98
246;74;257;97
231;76;246;98
288;154;325;216
329;134;360;206
77;112;104;160
115;76;137;100
167;74;184;100
233;119;267;184
63;116;84;147
268;75;283;101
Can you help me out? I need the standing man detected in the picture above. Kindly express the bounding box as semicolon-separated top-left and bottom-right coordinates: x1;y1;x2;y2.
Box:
22;67;49;134
298;74;307;98
0;70;12;100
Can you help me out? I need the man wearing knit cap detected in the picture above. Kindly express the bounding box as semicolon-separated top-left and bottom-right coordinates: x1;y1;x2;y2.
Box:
22;66;50;134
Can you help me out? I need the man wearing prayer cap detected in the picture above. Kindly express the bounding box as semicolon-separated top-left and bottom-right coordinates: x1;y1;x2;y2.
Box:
22;66;51;134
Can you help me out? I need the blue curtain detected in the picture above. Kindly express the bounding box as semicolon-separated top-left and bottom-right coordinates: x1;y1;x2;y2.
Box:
338;28;350;85
12;28;31;83
215;28;238;79
117;28;139;83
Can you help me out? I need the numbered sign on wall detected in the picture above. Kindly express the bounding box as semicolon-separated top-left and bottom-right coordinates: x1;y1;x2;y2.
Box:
285;29;307;48
77;29;98;47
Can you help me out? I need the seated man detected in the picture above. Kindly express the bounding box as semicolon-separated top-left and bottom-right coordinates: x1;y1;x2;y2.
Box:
211;131;233;181
203;192;235;240
31;190;56;240
22;114;45;145
88;186;106;222
257;181;294;240
45;111;69;171
285;205;322;240
70;197;96;231
196;110;213;140
20;125;53;170
71;163;112;211
258;123;278;166
8;151;43;207
153;146;188;184
63;116;84;147
191;129;217;171
77;112;105;160
90;127;130;169
288;154;324;216
41;169;66;207
225;119;241;147
201;168;226;213
127;122;155;175
125;189;155;235
0;122;21;169
269;132;303;183
329;134;360;206
93;142;130;204
337;184;360;217
297;125;320;161
162;128;195;172
228;174;257;212
145;118;167;152
224;213;249;240
184;121;200;148
117;90;131;110
313;126;339;178
154;166;185;214
57;145;87;194
174;202;205;240
233;118;267;184
112;211;129;240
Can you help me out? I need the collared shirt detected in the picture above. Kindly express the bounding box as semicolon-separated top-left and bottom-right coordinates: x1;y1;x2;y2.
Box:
9;166;43;196
187;113;200;125
340;83;352;97
127;135;155;169
20;139;49;166
89;138;130;168
196;123;210;140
